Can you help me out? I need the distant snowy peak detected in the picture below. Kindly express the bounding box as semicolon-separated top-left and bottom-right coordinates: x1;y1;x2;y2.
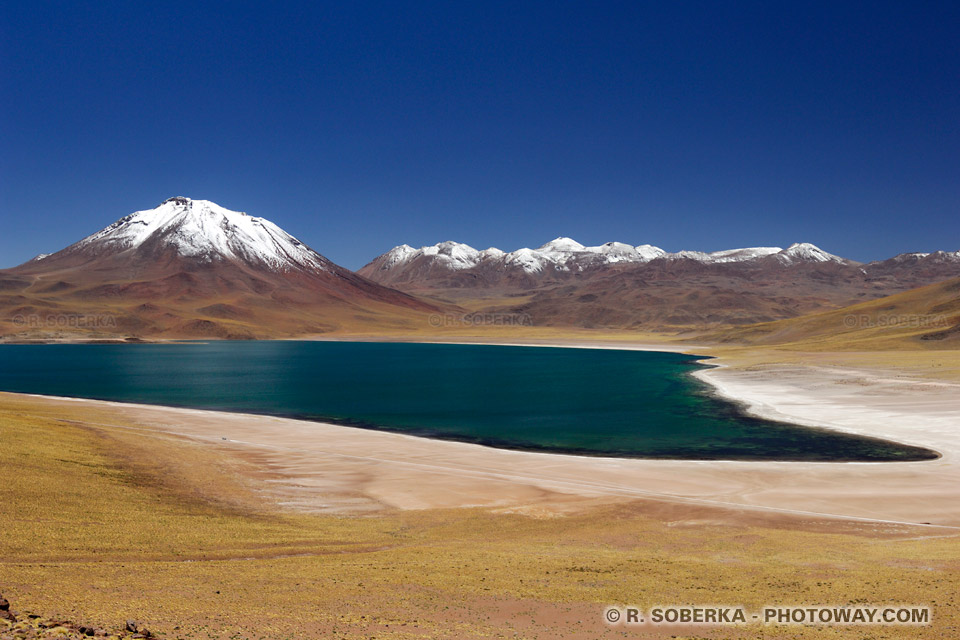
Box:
538;237;586;253
635;244;668;262
924;249;960;263
378;244;418;269
421;240;484;269
774;242;847;264
881;250;960;264
703;247;783;263
373;238;849;275
891;252;931;261
667;243;849;264
74;197;330;272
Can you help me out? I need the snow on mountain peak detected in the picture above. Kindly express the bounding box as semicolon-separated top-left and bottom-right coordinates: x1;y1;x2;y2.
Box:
377;238;670;275
371;237;852;277
585;242;645;263
538;237;586;253
379;244;418;268
521;238;671;270
75;197;329;272
669;250;713;261
776;242;845;264
707;247;783;262
504;248;549;273
924;250;960;263
425;241;482;269
665;246;784;263
635;244;668;261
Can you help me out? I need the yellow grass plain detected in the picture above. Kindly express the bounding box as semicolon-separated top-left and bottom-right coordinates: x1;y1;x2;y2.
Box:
2;377;959;639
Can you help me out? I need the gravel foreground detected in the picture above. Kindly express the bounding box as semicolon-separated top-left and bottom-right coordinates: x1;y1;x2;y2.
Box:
1;593;157;640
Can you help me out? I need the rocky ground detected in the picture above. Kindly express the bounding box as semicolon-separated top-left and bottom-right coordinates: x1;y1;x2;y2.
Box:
0;594;158;640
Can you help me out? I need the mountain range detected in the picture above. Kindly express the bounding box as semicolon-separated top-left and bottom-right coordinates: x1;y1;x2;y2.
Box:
361;237;960;285
1;197;958;340
361;239;848;288
359;238;960;329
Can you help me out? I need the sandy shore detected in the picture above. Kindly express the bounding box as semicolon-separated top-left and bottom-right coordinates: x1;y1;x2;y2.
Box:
8;343;960;530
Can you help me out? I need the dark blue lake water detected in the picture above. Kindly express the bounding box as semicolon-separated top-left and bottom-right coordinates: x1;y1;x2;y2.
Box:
0;341;936;461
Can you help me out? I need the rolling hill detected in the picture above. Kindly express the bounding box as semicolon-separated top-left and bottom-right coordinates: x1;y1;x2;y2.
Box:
706;277;960;350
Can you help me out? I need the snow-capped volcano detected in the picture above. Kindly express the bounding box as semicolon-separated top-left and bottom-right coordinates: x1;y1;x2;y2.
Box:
5;197;439;340
65;197;330;272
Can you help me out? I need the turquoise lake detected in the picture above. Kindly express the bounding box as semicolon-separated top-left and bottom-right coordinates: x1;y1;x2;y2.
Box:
0;341;937;461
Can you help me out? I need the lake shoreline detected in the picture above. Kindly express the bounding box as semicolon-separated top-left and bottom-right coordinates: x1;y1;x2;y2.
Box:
4;341;960;526
3;338;960;525
0;340;937;462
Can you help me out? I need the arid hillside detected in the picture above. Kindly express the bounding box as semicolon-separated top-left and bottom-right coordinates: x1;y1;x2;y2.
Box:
706;277;960;350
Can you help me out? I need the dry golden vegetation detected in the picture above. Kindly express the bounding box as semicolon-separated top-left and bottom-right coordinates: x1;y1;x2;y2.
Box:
0;289;441;342
706;277;960;351
2;395;959;639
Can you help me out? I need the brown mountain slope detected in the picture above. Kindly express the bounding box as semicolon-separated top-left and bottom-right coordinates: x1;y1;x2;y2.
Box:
497;260;886;329
705;277;960;350
398;259;959;332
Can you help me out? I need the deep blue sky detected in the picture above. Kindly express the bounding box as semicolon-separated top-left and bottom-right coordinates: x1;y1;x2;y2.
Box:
1;1;957;269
